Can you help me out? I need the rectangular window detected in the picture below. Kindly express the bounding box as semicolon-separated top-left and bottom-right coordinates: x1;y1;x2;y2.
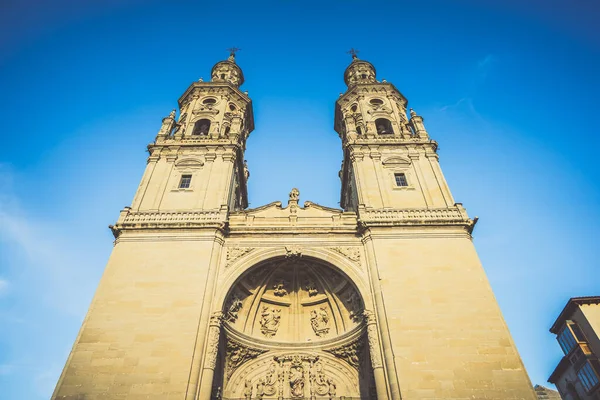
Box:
179;174;192;189
577;361;600;392
394;173;408;187
557;321;588;355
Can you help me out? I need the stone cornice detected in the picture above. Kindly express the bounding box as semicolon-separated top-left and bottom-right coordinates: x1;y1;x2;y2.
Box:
344;137;438;151
109;207;228;238
357;204;476;233
108;204;476;238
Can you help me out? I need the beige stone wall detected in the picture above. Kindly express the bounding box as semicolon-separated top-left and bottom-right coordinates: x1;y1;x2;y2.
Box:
580;304;600;354
367;228;536;399
131;150;237;212
52;233;221;400
349;148;454;210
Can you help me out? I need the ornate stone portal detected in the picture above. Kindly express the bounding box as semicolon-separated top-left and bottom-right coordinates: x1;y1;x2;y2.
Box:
217;259;372;398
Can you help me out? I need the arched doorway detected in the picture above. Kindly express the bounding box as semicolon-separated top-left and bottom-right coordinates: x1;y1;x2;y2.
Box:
212;257;376;399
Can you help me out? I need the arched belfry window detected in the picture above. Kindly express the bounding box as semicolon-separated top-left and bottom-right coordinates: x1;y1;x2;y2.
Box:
356;125;363;135
375;118;393;134
192;119;210;135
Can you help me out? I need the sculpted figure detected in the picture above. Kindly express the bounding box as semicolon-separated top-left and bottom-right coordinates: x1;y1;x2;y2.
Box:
328;378;337;398
256;378;264;400
289;366;304;398
289;187;300;201
244;379;252;400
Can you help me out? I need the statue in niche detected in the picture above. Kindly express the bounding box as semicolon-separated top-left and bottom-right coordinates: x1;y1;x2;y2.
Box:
310;307;330;337
225;294;243;323
244;379;253;400
304;279;318;297
243;160;250;180
346;291;363;323
328;378;337;399
273;279;288;297
259;306;281;338
289;357;305;398
256;378;265;400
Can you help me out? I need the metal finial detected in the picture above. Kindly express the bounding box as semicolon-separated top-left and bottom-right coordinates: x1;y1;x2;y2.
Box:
227;47;241;57
347;48;360;59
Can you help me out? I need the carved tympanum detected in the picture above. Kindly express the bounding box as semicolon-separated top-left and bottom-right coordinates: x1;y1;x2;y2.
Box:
223;259;363;342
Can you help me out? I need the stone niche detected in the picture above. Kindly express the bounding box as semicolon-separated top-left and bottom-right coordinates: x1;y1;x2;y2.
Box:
216;257;375;399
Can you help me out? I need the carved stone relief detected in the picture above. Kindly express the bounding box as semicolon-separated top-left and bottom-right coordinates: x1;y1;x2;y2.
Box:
346;291;364;323
224;293;244;323
285;245;302;259
330;246;361;263
223;260;363;342
259;306;281;338
205;312;223;370
226;247;254;267
304;279;318;296
364;310;383;369
310;307;330;337
324;339;364;370
272;279;288;297
225;339;268;379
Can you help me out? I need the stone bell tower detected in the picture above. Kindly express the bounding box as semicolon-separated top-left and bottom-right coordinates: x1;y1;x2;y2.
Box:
53;51;537;400
52;51;254;400
134;50;253;214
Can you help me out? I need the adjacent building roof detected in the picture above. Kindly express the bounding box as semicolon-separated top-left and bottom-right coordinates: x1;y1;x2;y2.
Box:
534;384;561;399
550;296;600;334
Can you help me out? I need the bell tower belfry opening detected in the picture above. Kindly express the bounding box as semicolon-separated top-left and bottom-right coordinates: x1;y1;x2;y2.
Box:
52;52;537;400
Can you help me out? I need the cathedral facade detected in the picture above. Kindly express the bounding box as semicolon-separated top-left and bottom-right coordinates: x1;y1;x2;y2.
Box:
52;52;537;400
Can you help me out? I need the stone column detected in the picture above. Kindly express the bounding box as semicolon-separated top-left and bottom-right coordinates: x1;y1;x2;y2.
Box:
364;310;389;400
197;311;224;400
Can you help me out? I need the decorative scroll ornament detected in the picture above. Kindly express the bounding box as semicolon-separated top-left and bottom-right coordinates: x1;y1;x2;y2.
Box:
226;247;254;267
330;246;361;263
205;312;223;370
324;339;363;370
310;307;330;337
259;306;281;338
225;339;268;379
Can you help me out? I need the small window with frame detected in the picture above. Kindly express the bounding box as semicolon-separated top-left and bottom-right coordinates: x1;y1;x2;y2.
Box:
179;174;192;189
394;173;408;187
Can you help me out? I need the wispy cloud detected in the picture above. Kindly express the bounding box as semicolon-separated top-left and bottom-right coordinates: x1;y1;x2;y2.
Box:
478;54;494;69
0;279;9;296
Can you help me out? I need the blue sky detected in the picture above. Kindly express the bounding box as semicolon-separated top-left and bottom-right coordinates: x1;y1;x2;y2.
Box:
0;0;599;398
